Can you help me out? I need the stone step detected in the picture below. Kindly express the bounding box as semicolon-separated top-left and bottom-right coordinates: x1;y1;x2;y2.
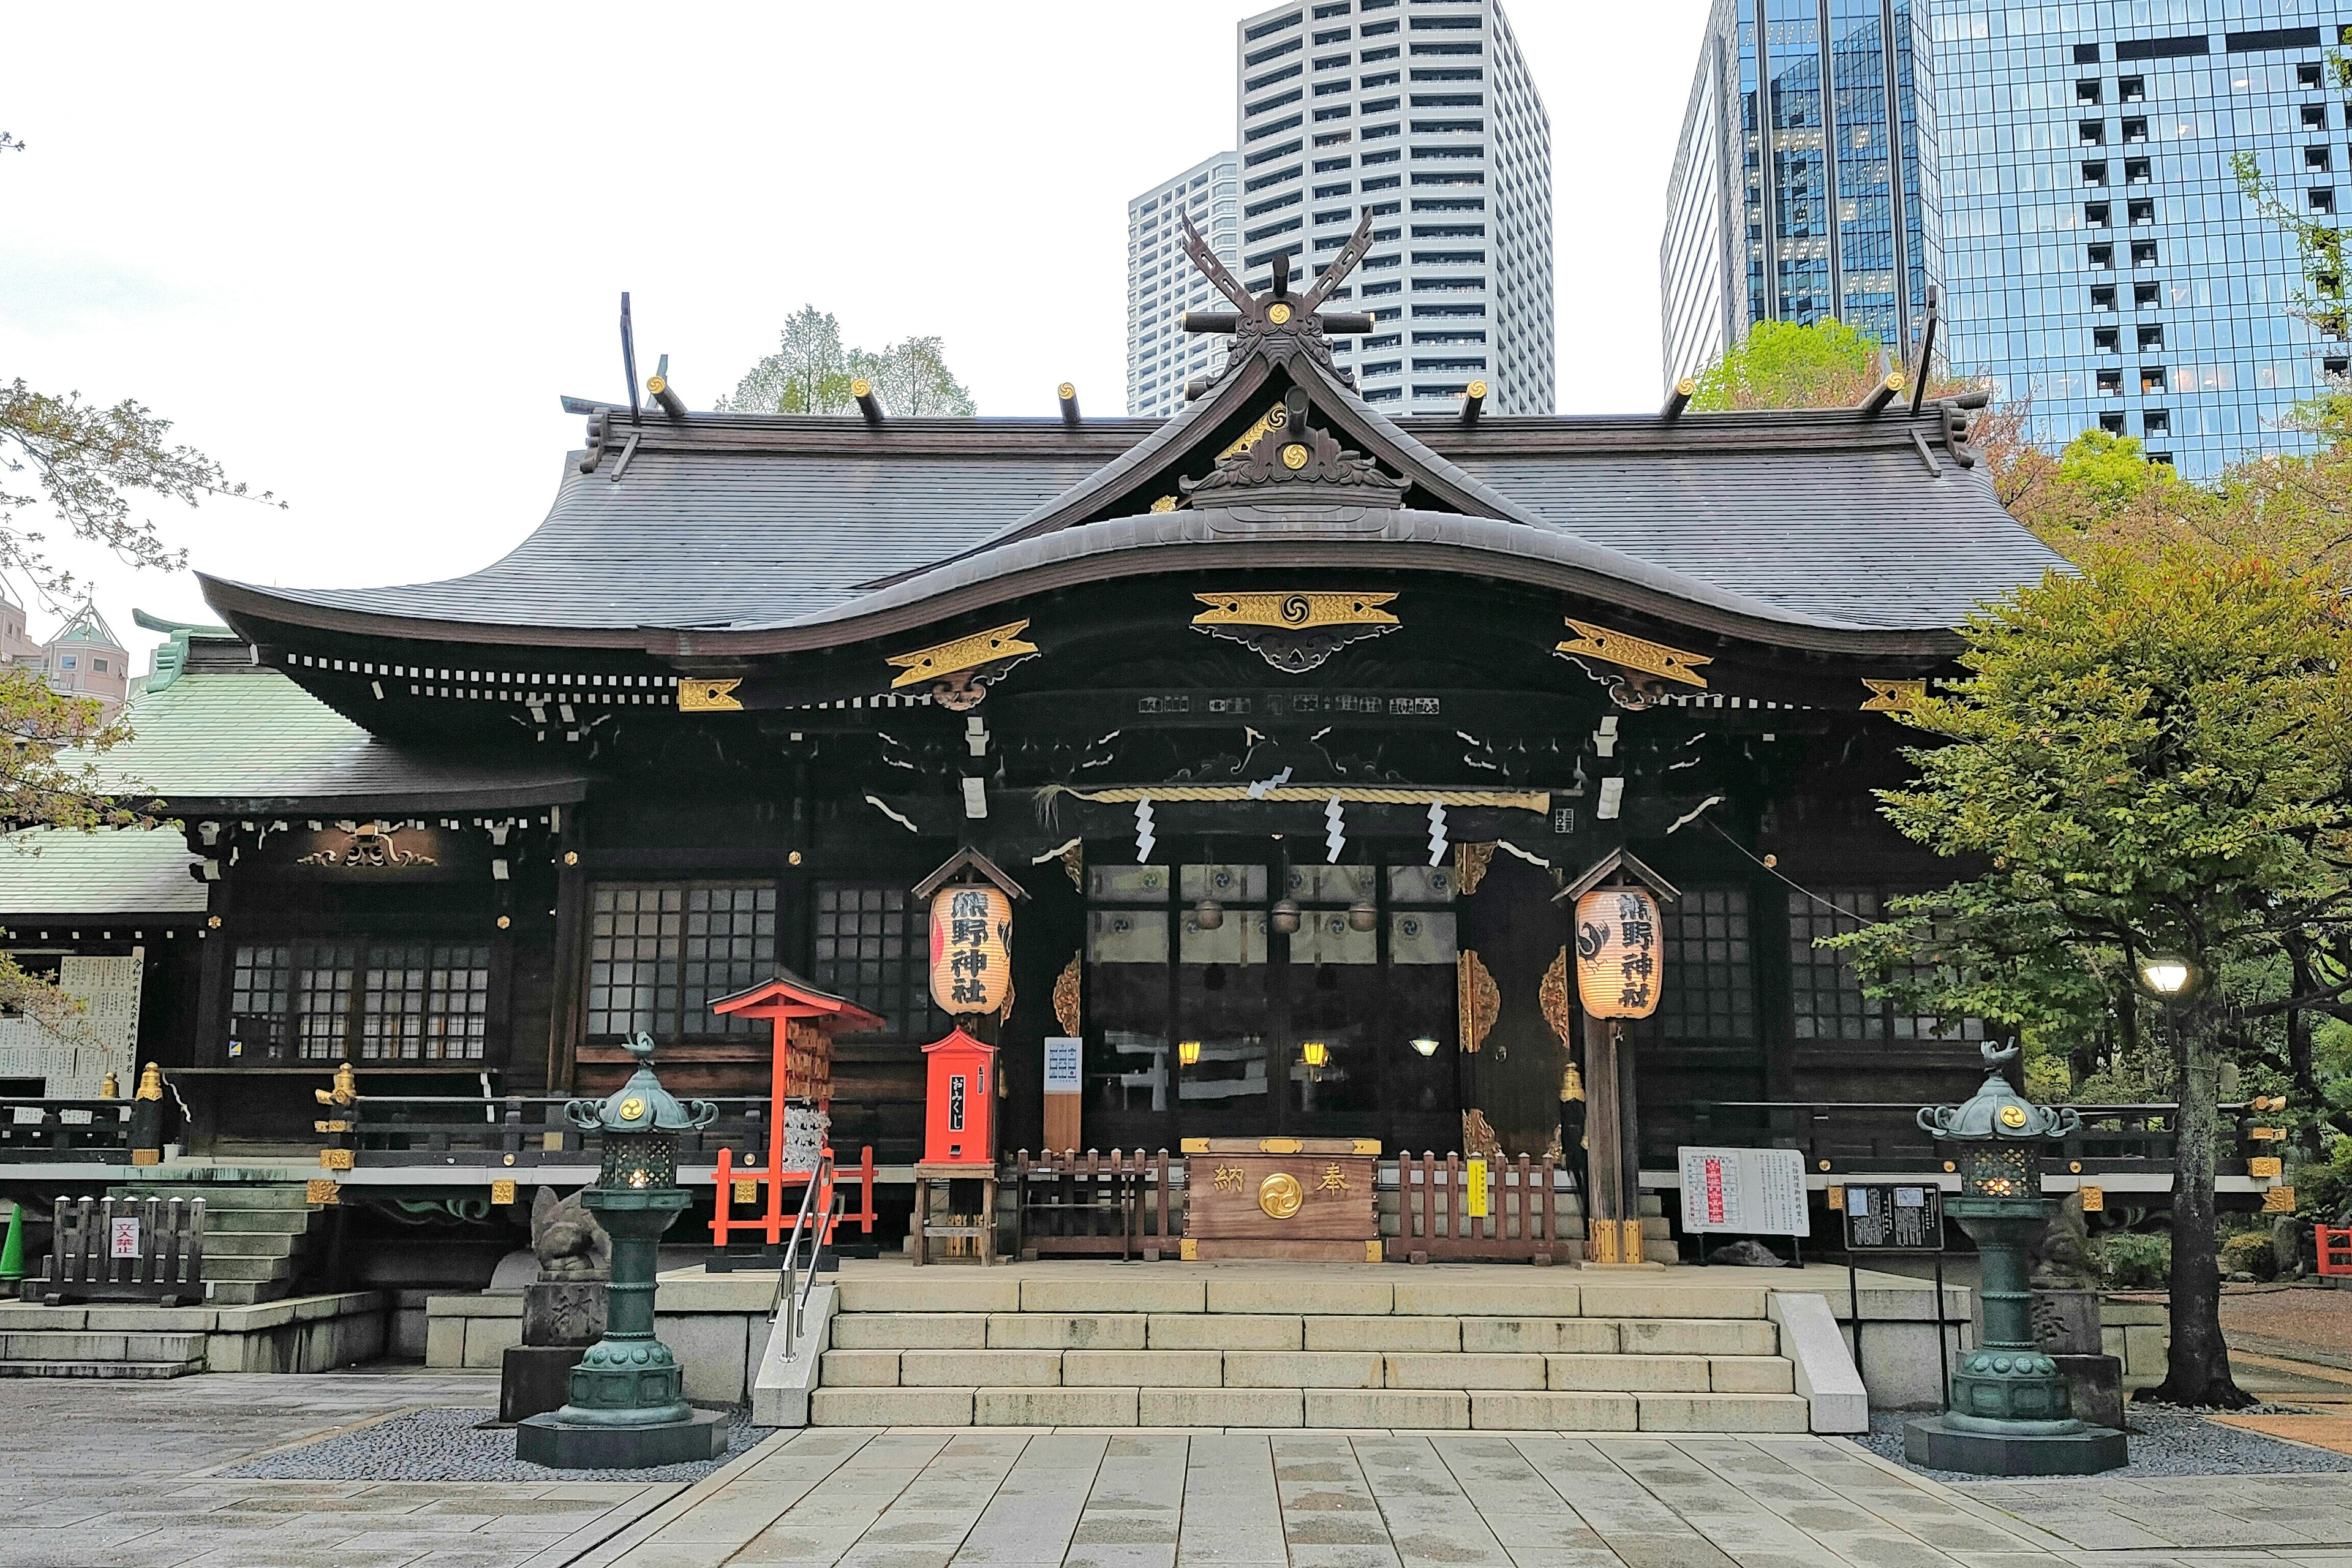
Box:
0;1330;206;1362
828;1312;1779;1357
198;1255;295;1283
198;1231;300;1259
821;1347;1793;1395
205;1280;284;1306
806;1384;1809;1432
0;1359;202;1380
109;1185;316;1212
178;1208;314;1235
832;1276;1771;1320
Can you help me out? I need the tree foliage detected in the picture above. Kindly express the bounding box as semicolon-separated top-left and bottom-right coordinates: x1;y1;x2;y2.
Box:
1686;318;1894;411
1831;550;2352;1406
718;306;976;416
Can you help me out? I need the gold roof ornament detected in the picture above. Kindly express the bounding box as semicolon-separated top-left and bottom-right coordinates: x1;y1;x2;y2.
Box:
1861;677;1928;713
1191;591;1400;674
1458;950;1501;1054
135;1063;165;1102
1455;841;1495;897
1052;952;1083;1036
1539;946;1574;1047
1555;618;1713;701
885;619;1042;709
1215;402;1289;462
678;677;743;712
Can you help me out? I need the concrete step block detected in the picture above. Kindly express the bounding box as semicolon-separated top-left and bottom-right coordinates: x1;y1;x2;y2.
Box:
1225;1351;1382;1389
1710;1356;1796;1394
1305;1389;1468;1429
811;1385;974;1425
1461;1318;1618;1355
837;1277;1020;1313
986;1313;1145;1350
1148;1313;1300;1351
1634;1392;1810;1433
900;1349;1060;1387
0;1358;200;1379
818;1350;900;1387
1616;1318;1778;1356
1065;1350;1221;1388
204;1281;284;1306
198;1256;292;1283
200;1232;300;1259
1020;1277;1205;1314
190;1210;314;1234
829;1313;988;1350
1206;1278;1391;1316
1578;1284;1767;1321
1548;1354;1711;1392
976;1385;1137;1427
1469;1391;1639;1431
1305;1315;1458;1353
1393;1280;1581;1318
1386;1352;1545;1390
113;1186;312;1211
1140;1386;1304;1428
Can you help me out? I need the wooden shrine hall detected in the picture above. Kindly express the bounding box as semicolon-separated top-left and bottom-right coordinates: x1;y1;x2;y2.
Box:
46;211;2065;1264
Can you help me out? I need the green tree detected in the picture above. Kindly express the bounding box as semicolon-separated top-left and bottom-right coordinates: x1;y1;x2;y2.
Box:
718;309;976;417
1831;549;2352;1408
1687;318;1891;411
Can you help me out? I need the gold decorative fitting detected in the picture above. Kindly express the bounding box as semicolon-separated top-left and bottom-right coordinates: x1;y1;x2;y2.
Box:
1559;1061;1585;1104
490;1178;517;1205
733;1178;758;1205
1458;949;1500;1054
1258;1170;1305;1218
1860;677;1928;714
1057;382;1076;399
315;1061;360;1109
1148;494;1179;513
1060;841;1084;889
1350;1138;1379;1155
564;851;579;866
1819;1159;1831;1172
1943;1160;1957;1172
320;1147;355;1170
496;914;511;930
1267;301;1293;325
2249;1155;2284;1180
2263;1185;2296;1213
2079;1184;2104;1212
1366;1238;1384;1262
646;374;668;396
297;823;438;870
97;1071;119;1100
1456;840;1495;897
1259;1137;1303;1154
850;377;872;398
1461;1108;1503;1161
1180;1137;1210;1154
679;677;744;712
1539;946;1574;1048
1216;402;1289;461
885;619;1042;709
1466;378;1489;399
207;914;222;928
1586;1218;1620;1265
1180;1237;1199;1261
1828;1185;1846;1210
618;1096;647;1122
1555;618;1712;689
305;1178;341;1206
1193;591;1398;631
789;850;803;866
1998;1104;2029;1129
135;1063;164;1102
1280;442;1311;470
1052;953;1084;1036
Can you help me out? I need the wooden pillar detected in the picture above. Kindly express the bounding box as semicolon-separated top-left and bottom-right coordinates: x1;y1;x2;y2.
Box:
546;807;589;1094
1581;1014;1624;1259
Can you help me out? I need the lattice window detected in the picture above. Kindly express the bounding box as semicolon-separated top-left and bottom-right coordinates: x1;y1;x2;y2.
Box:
1660;888;1755;1041
1788;890;1983;1042
360;943;492;1060
229;944;292;1054
586;883;774;1041
293;943;359;1060
814;884;944;1041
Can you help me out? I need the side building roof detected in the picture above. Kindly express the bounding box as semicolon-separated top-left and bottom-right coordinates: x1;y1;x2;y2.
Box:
0;827;208;918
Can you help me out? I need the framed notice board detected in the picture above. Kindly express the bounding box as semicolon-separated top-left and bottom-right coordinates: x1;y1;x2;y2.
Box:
1841;1182;1944;1253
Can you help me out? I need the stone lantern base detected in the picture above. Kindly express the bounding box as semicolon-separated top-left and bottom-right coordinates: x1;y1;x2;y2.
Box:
1905;1415;2128;1476
517;1407;728;1469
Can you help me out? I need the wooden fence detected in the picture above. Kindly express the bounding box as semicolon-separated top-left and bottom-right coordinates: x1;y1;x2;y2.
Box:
1387;1152;1574;1264
44;1196;206;1305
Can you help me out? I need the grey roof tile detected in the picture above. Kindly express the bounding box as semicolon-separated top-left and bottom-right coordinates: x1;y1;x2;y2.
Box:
0;827;208;916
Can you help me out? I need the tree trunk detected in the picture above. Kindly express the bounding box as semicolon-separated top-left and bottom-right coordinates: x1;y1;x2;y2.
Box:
2149;1016;2252;1408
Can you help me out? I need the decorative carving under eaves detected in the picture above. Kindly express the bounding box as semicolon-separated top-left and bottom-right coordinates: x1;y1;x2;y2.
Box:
998;972;1017;1024
1555;617;1713;710
678;677;743;712
1539;947;1574;1050
1052;953;1083;1036
1060;842;1084;891
1181;389;1405;510
1461;1108;1504;1162
1458;949;1500;1055
885;619;1041;711
1455;842;1495;897
1861;677;1928;714
1190;590;1400;674
1217;402;1289;461
296;824;438;870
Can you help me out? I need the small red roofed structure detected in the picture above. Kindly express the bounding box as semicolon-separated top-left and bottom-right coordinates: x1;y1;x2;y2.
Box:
922;1025;997;1166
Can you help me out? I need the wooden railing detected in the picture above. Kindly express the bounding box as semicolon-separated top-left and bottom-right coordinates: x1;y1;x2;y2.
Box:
340;1094;769;1167
1387;1152;1574;1264
1635;1099;2269;1177
1010;1148;1177;1261
0;1098;138;1161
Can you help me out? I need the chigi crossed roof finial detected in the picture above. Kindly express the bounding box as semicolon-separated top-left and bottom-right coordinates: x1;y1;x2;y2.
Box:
1175;207;1379;390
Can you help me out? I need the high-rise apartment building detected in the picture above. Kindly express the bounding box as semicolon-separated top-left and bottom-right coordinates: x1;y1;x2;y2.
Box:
1128;153;1242;418
1935;4;2345;476
1662;0;1941;392
1232;0;1554;413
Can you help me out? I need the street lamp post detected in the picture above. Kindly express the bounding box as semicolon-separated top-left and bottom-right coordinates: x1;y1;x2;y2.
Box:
517;1034;730;1469
1903;1042;2128;1476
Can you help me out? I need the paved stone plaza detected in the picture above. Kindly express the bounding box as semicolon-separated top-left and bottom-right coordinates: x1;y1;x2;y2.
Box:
6;1370;2352;1567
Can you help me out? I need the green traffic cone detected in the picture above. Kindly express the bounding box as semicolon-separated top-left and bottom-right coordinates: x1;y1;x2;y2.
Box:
0;1199;23;1289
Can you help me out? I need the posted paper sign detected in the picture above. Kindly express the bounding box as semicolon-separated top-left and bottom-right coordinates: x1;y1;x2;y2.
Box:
1677;1147;1811;1237
109;1217;141;1259
1043;1037;1084;1094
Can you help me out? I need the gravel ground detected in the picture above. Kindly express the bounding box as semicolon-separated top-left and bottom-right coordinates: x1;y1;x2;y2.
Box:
2222;1283;2352;1367
218;1403;766;1482
1858;1404;2352;1480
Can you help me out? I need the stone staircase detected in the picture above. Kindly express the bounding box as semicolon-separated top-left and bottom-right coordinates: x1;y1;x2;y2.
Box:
104;1182;326;1306
0;1327;206;1379
808;1272;1811;1431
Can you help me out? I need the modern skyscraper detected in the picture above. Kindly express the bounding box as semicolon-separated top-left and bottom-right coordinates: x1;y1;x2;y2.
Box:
1934;5;2345;476
1661;0;1940;392
1232;0;1554;413
1128;153;1242;418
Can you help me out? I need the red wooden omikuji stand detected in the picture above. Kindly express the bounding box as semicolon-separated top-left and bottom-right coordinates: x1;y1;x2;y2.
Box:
705;974;887;1260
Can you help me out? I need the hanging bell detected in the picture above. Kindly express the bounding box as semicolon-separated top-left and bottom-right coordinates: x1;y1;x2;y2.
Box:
1193;897;1225;931
1345;899;1377;933
1270;898;1302;935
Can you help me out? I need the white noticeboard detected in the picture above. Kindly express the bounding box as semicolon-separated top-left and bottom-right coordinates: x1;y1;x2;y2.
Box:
109;1217;141;1259
1678;1146;1811;1237
1042;1037;1084;1094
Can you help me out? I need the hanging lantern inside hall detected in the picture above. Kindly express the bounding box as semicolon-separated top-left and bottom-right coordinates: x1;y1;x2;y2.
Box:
929;883;1014;1018
1572;886;1663;1020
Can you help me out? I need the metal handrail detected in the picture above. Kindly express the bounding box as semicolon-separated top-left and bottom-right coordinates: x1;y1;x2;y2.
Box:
771;1151;838;1358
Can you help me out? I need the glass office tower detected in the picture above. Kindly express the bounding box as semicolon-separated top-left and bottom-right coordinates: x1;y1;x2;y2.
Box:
1936;4;2344;477
1663;0;1940;392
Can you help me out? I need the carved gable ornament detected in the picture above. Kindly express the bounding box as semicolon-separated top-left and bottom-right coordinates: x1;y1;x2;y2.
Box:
1180;387;1406;510
1190;590;1399;674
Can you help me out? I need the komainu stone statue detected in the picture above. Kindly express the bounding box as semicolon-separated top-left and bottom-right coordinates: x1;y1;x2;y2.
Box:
524;1188;610;1348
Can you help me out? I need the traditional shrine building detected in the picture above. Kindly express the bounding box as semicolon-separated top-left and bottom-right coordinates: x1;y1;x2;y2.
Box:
119;219;2056;1250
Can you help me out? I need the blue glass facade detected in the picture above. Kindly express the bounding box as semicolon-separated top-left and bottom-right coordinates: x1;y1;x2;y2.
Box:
1936;4;2345;477
1662;0;1939;390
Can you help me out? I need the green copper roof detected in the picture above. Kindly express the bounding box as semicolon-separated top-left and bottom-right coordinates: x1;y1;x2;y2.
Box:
0;827;207;917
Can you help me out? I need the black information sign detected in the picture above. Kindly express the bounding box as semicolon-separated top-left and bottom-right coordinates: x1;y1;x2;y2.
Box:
1842;1183;1945;1252
948;1073;967;1133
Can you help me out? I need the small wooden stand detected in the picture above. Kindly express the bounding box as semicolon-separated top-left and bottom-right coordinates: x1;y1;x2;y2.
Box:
911;1161;998;1265
1181;1137;1381;1262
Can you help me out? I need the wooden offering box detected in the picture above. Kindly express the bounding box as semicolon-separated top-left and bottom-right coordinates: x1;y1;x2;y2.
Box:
1180;1137;1381;1261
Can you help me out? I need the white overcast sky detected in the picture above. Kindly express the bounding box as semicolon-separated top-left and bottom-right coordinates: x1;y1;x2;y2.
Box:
0;1;1709;666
